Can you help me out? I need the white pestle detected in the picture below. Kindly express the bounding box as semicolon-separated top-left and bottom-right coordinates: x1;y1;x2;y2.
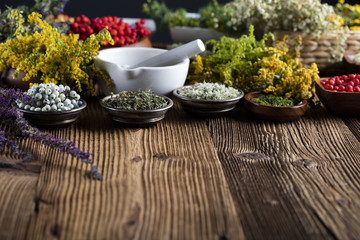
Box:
128;39;205;69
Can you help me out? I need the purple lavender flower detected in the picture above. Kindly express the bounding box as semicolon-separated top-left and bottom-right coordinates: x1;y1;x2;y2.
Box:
0;87;102;180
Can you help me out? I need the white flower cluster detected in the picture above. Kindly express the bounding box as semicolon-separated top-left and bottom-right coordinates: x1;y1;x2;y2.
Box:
225;0;273;33
178;82;240;100
226;0;343;36
17;83;83;112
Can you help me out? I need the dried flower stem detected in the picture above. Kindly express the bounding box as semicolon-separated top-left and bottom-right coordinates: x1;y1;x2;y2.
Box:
0;88;102;180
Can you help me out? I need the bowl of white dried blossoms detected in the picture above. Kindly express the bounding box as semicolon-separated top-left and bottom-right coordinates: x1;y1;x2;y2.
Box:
173;82;244;117
16;83;87;128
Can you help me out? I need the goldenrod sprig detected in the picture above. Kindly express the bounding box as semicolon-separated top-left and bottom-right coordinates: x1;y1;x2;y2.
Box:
0;11;114;95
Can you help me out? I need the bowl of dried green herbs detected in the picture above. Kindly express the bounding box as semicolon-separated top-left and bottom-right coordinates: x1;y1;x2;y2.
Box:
173;82;244;117
100;90;173;127
244;91;308;121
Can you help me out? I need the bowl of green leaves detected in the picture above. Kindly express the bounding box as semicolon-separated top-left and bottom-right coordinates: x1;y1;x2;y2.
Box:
244;91;307;121
173;82;244;117
100;90;173;127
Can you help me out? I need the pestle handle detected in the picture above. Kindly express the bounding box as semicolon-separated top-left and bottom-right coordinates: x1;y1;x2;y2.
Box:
129;39;205;69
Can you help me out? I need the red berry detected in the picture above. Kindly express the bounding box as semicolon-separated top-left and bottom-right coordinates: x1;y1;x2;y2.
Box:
325;84;334;90
354;79;360;86
346;85;354;92
72;22;79;29
348;81;355;86
80;27;87;34
110;29;118;36
328;79;335;85
335;79;342;85
338;85;345;91
334;86;339;91
80;15;90;24
354;86;360;92
87;28;94;35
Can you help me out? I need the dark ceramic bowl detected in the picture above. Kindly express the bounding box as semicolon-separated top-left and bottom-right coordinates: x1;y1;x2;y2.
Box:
244;92;307;121
1;69;41;90
315;78;360;116
18;100;87;128
172;86;244;117
100;95;173;127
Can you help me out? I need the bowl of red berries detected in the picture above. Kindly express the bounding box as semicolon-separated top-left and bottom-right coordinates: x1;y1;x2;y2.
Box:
70;15;153;48
316;74;360;115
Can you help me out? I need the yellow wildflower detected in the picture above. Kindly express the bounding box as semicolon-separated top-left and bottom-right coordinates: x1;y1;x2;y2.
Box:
0;10;113;95
186;29;319;100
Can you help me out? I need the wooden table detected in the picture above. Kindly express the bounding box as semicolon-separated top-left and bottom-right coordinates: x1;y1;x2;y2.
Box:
0;97;359;240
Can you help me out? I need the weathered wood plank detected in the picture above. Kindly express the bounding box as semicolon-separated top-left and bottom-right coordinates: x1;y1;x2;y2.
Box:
343;117;360;142
0;148;41;240
208;105;360;240
24;99;244;240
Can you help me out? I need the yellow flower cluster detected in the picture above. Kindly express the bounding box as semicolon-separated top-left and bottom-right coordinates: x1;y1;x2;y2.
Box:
188;33;319;100
0;11;114;95
336;0;360;31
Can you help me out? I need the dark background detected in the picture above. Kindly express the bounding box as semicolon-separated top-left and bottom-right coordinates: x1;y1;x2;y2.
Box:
0;0;355;42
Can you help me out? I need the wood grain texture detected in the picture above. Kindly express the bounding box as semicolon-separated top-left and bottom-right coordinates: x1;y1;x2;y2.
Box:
0;144;41;240
1;97;359;240
208;104;360;240
5;98;243;240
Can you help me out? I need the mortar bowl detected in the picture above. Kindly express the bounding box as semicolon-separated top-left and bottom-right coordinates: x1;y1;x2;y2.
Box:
95;47;190;96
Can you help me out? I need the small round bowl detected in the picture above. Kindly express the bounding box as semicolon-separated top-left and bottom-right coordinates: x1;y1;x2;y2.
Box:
244;92;307;121
315;78;360;116
1;69;42;90
18;100;87;128
172;86;244;117
169;13;224;43
94;47;190;96
100;95;173;127
170;26;224;43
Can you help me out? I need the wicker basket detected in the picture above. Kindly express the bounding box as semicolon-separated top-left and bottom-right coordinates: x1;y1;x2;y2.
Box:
345;30;360;53
273;31;347;70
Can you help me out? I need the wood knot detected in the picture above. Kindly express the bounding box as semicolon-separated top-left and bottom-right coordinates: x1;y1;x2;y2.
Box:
234;152;271;161
266;199;279;206
336;198;347;204
153;153;171;161
218;235;228;240
50;224;61;238
131;156;142;162
34;197;52;213
293;159;316;168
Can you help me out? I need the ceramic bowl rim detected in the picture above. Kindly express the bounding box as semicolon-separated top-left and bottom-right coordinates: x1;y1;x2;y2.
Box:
17;99;87;115
316;78;360;94
99;95;173;113
96;47;190;70
173;85;244;103
244;91;307;109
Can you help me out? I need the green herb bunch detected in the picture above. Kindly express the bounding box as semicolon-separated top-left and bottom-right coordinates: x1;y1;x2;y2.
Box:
142;0;234;33
251;94;302;107
188;26;319;100
0;0;70;42
103;90;168;110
